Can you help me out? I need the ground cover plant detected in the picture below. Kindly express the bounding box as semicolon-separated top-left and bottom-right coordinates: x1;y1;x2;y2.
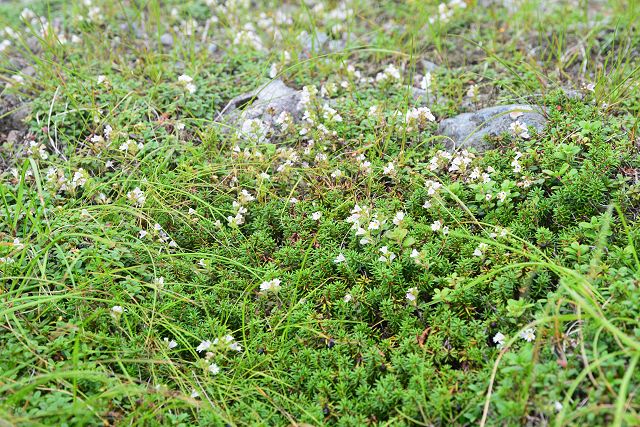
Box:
1;0;640;425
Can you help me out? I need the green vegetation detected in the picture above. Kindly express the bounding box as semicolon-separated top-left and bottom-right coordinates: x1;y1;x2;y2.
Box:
1;0;639;425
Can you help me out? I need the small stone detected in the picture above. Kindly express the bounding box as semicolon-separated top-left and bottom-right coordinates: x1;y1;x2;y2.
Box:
299;31;328;52
421;60;439;72
220;79;302;126
160;33;173;47
6;130;22;145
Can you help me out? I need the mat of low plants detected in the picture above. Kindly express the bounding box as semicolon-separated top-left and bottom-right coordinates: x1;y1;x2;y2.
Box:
1;0;640;425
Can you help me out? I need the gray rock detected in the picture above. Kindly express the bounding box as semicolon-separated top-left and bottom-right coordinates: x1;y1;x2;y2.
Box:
21;66;35;77
438;104;547;152
421;60;439;72
299;31;329;51
327;39;346;53
160;33;173;47
220;79;302;126
6;130;22;145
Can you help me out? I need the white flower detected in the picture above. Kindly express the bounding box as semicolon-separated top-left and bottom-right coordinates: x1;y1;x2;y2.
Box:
178;75;196;94
312;211;322;221
520;327;536;342
208;363;220;375
378;246;396;263
190;389;200;398
509;120;530;139
111;305;124;314
368;219;381;230
554;401;563;412
196;340;212;353
238;189;255;204
473;243;488;257
406;287;418;304
493;332;506;349
154;277;165;287
127;187;146;206
383;162;396;176
322;104;342;122
392;211;405;226
198;258;206;267
431;220;442;232
260;278;282;294
420;72;432;90
497;191;507;203
334;253;346;264
12;238;24;249
343;293;352;303
269;63;278;79
139;230;148;239
466;84;478;98
163;337;178;349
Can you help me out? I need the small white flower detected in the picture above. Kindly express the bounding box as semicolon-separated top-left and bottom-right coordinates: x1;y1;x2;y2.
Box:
260;278;282;294
127;187;146;206
466;84;478;98
312;211;322;221
268;63;278;79
163;337;178;349
509;120;530;139
368;219;381;230
334;253;346;264
554;401;563;412
196;340;212;353
406;287;418;304
383;162;396;176
12;238;24;249
473;243;488;258
139;230;148;239
493;332;506;349
343;293;352;303
520;327;536;342
198;259;206;267
190;389;200;398
208;363;220;375
392;211;405;226
228;341;242;352
111;305;124;314
431;220;442;232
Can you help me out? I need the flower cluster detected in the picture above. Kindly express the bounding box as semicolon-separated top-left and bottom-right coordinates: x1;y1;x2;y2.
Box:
227;189;255;226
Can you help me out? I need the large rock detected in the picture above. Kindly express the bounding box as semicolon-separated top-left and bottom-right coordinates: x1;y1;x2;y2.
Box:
219;79;302;126
438;104;547;152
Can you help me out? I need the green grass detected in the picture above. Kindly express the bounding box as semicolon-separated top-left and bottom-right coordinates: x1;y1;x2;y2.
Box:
1;0;640;425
